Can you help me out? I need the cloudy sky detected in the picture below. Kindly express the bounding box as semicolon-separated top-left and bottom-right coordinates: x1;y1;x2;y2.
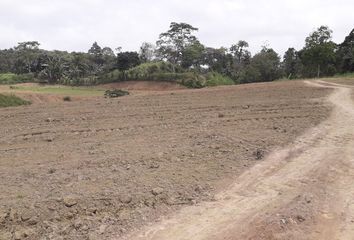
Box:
0;0;353;55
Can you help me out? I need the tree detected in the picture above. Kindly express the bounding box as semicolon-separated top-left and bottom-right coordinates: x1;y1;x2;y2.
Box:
202;47;233;75
300;26;336;77
247;47;282;82
116;51;140;72
88;42;104;72
68;52;90;79
229;40;251;79
14;41;40;74
40;55;67;84
283;48;302;78
156;22;199;69
336;28;354;73
181;41;205;69
139;42;156;62
102;47;116;72
230;40;250;64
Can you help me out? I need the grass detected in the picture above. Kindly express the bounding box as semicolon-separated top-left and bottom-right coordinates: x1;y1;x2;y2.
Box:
8;85;105;96
0;73;34;84
0;94;31;108
333;72;354;78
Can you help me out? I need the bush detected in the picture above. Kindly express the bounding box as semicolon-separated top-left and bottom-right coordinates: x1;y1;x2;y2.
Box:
104;89;130;98
95;62;206;88
0;73;35;84
63;96;71;101
205;72;235;86
0;94;31;108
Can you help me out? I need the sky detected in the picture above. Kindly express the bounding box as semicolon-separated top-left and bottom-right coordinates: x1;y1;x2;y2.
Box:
0;0;353;56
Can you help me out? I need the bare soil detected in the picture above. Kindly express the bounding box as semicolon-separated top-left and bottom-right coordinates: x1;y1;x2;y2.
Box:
0;80;332;239
125;80;354;240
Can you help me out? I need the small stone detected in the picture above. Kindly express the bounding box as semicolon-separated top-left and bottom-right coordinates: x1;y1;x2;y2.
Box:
13;228;31;240
296;215;306;222
45;118;53;123
27;217;38;225
119;195;132;204
46;136;55;142
63;196;77;207
21;211;32;222
218;113;225;118
151;187;164;196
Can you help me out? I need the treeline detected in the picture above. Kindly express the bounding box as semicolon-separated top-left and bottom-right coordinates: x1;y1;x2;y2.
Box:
0;23;353;87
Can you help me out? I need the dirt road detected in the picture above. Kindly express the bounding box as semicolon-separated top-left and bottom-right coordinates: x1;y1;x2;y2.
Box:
125;80;354;240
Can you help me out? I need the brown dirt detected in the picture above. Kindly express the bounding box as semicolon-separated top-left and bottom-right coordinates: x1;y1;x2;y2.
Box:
0;81;332;239
125;80;354;240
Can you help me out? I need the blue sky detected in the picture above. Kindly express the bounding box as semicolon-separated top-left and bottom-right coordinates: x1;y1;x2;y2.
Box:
0;0;353;55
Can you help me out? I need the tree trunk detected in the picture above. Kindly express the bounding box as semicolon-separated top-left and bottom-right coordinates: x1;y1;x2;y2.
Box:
317;64;320;78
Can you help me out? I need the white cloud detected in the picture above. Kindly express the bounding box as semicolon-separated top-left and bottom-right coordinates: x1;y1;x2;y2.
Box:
0;0;353;55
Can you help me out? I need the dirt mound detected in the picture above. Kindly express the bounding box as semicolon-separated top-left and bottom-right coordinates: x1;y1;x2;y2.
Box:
99;81;186;91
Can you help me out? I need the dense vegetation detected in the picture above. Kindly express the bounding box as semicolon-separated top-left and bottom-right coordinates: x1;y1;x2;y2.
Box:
0;23;353;88
0;94;30;108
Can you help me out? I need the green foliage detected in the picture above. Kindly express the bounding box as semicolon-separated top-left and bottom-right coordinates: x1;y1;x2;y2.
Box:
336;29;354;73
237;47;281;83
97;62;206;88
333;72;354;78
300;26;337;78
116;51;141;72
0;94;30;108
238;65;261;84
283;48;303;79
0;73;34;84
205;72;234;86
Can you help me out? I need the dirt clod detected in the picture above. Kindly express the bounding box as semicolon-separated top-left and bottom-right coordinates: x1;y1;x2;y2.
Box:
63;196;78;207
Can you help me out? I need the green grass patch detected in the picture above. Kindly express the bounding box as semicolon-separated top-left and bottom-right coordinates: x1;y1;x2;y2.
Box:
333;72;354;78
0;73;34;84
9;85;104;96
0;94;30;108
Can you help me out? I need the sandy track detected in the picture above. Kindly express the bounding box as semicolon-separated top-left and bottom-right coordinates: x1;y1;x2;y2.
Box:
125;80;354;240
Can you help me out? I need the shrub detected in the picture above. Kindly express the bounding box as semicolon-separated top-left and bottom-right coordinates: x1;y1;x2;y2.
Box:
63;96;71;101
104;89;130;98
205;72;235;86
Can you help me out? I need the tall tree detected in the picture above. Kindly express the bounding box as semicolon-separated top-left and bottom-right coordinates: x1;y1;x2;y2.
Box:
14;41;40;74
181;41;205;69
156;22;199;69
299;26;337;77
283;48;302;78
116;51;140;72
88;42;104;73
139;42;156;62
336;28;354;73
230;40;250;64
248;47;281;82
